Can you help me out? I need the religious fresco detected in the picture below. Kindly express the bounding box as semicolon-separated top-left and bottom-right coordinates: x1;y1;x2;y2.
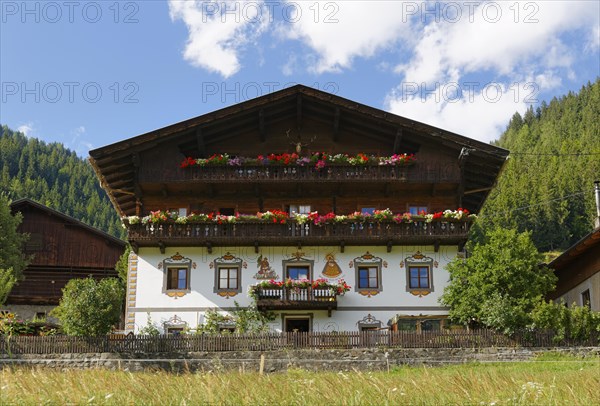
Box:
254;254;279;279
321;253;342;278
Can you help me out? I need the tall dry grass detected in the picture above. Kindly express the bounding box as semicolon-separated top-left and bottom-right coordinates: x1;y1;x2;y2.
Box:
1;355;598;405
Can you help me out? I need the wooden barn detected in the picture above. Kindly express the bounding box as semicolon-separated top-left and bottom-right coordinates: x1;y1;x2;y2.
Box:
4;199;126;320
89;85;509;333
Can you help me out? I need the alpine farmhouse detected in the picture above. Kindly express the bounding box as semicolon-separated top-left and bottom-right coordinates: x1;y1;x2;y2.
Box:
89;85;509;334
4;199;125;322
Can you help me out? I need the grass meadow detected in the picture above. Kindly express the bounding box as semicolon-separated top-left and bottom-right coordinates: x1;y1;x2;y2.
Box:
1;353;599;405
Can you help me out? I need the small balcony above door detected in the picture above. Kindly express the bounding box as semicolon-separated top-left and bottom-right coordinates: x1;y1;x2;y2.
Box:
253;286;338;316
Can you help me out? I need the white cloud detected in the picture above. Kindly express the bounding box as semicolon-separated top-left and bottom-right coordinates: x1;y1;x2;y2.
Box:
17;122;34;136
387;83;528;143
386;1;599;142
168;0;270;78
69;126;93;156
280;1;417;73
282;54;297;76
586;25;600;52
396;2;596;84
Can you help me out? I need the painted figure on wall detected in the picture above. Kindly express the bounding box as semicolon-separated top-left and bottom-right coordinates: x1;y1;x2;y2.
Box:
321;253;342;278
254;254;278;279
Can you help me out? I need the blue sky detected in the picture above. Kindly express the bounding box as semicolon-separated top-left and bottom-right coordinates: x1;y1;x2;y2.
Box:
1;1;599;156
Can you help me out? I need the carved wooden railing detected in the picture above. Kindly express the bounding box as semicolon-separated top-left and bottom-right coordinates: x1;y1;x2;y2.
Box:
139;164;461;183
254;286;338;311
127;220;471;247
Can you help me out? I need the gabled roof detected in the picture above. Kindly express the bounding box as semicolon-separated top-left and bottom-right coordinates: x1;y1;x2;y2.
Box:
549;227;600;269
90;84;507;158
10;198;126;247
547;227;600;300
89;84;509;216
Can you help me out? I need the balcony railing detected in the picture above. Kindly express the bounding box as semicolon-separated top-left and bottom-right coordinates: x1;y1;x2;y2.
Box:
253;286;338;313
127;219;471;248
139;164;461;184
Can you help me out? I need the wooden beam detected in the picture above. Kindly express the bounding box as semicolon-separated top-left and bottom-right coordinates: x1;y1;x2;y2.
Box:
206;242;212;254
104;170;134;183
134;184;142;199
254;241;259;254
434;240;440;253
333;107;340;142
130;242;139;254
340;240;345;253
384;183;391;197
457;148;470;206
112;188;136;196
464;186;494;195
296;94;302;130
196;127;206;157
158;241;165;255
259;109;266;142
135;198;142;216
393;128;403;154
387;240;393;253
161;184;168;198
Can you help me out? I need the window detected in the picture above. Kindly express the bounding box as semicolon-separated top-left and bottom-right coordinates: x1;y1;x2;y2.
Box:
213;253;243;296
218;267;239;290
353;253;383;295
421;319;442;331
357;314;382;331
289;204;311;217
361;207;375;215
408;266;430;289
358;266;379;289
581;289;591;309
161;253;193;295
409;205;428;215
168;208;188;217
219;207;235;216
393;318;446;332
166;327;184;335
282;257;314;282
404;252;434;296
396;319;417;331
163;315;187;334
167;267;189;290
287;266;310;280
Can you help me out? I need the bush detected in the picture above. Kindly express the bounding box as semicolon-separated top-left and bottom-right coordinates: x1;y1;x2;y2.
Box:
531;300;600;342
51;277;124;336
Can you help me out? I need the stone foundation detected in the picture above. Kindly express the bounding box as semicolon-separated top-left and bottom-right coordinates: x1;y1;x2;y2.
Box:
1;347;598;372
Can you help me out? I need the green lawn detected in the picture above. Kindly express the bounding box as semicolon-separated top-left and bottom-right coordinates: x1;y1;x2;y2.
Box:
1;354;598;405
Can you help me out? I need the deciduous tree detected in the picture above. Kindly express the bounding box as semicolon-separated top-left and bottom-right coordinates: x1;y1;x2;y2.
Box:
51;277;124;336
0;194;29;305
440;227;557;333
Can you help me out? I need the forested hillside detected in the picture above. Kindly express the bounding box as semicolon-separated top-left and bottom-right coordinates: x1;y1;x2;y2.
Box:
0;126;124;238
479;80;600;252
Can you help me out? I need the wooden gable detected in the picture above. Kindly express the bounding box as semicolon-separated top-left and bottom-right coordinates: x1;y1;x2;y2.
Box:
90;85;509;217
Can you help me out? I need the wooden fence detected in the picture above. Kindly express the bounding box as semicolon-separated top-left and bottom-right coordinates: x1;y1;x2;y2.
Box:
2;330;598;355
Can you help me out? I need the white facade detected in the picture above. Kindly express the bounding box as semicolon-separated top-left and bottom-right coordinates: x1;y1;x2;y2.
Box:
554;272;600;311
127;244;458;333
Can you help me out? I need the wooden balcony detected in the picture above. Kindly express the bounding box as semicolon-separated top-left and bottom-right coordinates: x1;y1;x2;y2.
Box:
138;163;461;184
127;220;472;252
254;287;338;314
